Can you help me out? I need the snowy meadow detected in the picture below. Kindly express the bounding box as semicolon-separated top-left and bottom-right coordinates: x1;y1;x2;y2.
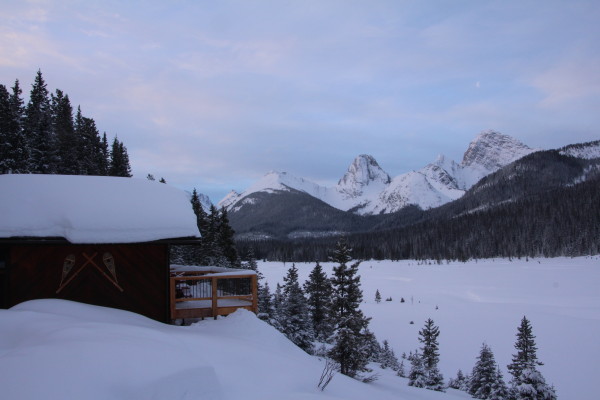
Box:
260;256;600;400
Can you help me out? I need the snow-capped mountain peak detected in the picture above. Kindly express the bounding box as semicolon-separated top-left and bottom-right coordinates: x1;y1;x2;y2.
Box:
336;154;391;200
461;130;534;169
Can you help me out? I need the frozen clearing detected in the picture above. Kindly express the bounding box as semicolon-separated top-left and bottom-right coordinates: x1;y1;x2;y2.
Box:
260;256;600;400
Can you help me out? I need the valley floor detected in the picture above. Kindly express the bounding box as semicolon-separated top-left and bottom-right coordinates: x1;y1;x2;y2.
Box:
259;256;600;400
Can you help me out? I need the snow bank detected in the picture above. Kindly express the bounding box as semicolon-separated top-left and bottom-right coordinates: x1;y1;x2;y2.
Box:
0;299;466;400
0;174;200;243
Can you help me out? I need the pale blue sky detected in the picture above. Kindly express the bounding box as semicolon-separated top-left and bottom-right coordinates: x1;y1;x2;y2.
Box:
2;0;599;202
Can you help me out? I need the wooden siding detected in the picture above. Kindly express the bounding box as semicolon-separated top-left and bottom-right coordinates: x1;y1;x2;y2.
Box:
5;243;170;322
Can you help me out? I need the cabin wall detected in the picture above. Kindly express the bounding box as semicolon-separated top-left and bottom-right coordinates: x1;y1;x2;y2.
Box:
4;243;170;322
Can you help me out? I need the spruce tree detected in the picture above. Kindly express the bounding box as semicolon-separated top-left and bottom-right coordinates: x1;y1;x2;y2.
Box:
25;70;56;173
375;289;382;303
408;350;427;388
0;84;12;172
217;206;238;267
257;280;274;321
7;80;29;172
51;89;77;174
328;238;372;378
379;340;400;371
303;262;333;341
507;317;556;400
278;264;314;353
417;318;445;391
109;136;132;177
469;343;507;399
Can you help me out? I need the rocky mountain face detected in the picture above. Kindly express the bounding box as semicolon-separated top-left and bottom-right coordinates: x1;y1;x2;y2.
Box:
219;130;536;215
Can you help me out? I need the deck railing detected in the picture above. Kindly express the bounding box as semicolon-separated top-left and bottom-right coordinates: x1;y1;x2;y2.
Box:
169;268;257;320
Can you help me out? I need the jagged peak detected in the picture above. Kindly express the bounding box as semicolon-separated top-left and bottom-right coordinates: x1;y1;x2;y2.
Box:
338;154;391;187
461;130;533;169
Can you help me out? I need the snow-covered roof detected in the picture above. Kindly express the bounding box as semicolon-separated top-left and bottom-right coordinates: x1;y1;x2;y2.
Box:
0;174;200;244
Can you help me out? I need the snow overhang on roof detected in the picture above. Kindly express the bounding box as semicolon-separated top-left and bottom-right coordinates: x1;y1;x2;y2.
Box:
0;174;201;244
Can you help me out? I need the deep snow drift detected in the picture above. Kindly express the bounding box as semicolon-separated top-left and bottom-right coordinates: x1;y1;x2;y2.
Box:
0;299;466;400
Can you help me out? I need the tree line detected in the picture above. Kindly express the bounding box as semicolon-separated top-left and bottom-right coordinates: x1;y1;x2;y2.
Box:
0;70;131;177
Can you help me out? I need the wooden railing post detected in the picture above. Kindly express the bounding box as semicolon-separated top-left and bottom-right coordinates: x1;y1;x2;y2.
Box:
211;276;218;319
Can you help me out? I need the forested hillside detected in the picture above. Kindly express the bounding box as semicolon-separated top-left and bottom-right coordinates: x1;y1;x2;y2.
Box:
237;149;600;261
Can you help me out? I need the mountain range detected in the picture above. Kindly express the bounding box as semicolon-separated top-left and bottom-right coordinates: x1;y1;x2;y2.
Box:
219;130;536;215
214;131;600;242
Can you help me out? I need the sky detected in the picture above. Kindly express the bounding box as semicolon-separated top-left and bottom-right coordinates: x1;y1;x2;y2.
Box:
2;0;599;203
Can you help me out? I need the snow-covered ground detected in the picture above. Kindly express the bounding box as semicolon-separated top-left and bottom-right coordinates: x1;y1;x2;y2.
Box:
1;257;597;399
0;299;467;400
260;256;600;400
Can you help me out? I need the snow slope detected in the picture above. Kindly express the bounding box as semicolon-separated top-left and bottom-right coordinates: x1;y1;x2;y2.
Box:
0;299;465;400
260;257;600;400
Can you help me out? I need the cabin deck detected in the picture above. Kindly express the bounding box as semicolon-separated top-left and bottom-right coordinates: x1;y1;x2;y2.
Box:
170;266;258;321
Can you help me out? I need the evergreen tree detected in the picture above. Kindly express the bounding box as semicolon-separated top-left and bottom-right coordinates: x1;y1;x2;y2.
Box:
448;369;467;390
418;318;445;391
0;84;12;172
217;206;238;267
24;70;56;173
257;280;274;320
99;132;110;175
491;367;509;400
375;289;382;303
109;136;132;177
408;350;427;388
278;264;314;352
507;317;556;400
328;238;372;378
51;89;77;174
0;80;28;173
303;262;334;341
469;343;507;399
379;340;400;371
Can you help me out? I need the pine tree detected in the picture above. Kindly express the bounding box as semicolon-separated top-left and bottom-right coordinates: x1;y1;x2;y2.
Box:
328;238;372;378
51;89;77;174
0;84;12;172
257;280;274;321
278;264;314;352
109;136;132;177
417;318;445;391
303;262;333;341
379;340;400;371
375;289;382;303
25;70;56;173
490;367;509;400
469;343;507;399
448;369;467;390
507;317;556;400
408;350;427;388
1;80;29;173
217;207;238;267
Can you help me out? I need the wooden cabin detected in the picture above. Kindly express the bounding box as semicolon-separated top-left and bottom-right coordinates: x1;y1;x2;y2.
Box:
0;174;256;323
